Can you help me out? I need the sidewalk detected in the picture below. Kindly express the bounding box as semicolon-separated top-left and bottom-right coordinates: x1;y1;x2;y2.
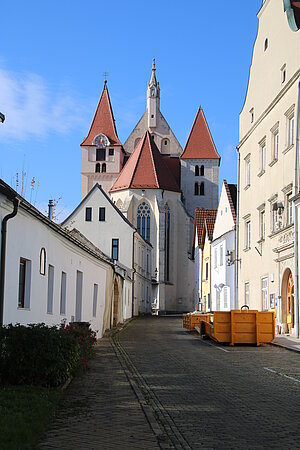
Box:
271;335;300;353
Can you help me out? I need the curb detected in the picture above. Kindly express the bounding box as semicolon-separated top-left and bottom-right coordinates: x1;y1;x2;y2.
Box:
269;341;300;354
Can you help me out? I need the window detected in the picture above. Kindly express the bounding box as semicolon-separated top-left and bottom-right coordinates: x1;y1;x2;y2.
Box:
47;265;54;314
214;247;217;269
85;207;92;221
250;108;254;123
245;220;251;249
99;207;105;221
288;116;295;147
207;293;211;310
259;139;266;174
264;38;268;51
224;286;228;308
164;204;170;282
101;163;106;173
216;290;220;310
40;248;46;275
261;277;268;310
109;148;114;156
260;210;265;240
18;258;31;309
95;163;100;173
272;129;279;162
60;272;67;315
272;206;278;232
200;182;205;196
194;183;199;196
285;106;295;150
75;270;83;322
195;165;199;177
205;261;209;281
92;283;98;317
200;165;204;176
96;148;106;161
245;155;250;187
245;282;250;306
137;202;151;241
112;239;119;261
220;245;223;266
287;193;293;225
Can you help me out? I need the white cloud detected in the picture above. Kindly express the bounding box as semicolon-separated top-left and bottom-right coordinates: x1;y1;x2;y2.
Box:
0;68;85;141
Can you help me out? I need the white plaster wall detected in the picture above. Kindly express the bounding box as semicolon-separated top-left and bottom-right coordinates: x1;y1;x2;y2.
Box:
63;187;133;272
240;0;300;138
181;159;219;216
213;182;235;241
1;198;111;337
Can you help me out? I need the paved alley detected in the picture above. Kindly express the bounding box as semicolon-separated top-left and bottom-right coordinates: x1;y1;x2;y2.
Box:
38;317;300;449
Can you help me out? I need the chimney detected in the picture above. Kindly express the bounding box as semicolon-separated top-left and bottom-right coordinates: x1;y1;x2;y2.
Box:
48;199;54;220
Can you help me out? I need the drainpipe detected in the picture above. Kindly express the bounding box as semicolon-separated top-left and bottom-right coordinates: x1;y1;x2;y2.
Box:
294;80;300;338
0;197;19;326
235;148;240;310
132;231;136;317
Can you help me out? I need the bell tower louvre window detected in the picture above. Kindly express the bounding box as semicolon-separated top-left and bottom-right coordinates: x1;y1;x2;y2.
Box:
195;165;199;176
95;163;100;173
96;148;106;161
102;163;106;173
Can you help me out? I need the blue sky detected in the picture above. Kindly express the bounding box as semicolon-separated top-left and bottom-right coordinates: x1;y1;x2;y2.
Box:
0;1;261;220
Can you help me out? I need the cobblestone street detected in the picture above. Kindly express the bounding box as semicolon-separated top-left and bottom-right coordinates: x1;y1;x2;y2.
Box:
38;317;300;449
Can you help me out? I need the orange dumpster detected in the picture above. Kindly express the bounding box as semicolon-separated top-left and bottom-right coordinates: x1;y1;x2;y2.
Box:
183;312;210;331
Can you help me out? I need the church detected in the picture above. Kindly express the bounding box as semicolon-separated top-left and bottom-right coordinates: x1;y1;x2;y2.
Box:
80;60;220;314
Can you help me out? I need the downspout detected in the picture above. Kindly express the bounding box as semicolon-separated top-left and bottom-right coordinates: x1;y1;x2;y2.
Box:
294;80;300;338
0;197;19;326
235;148;240;310
132;231;136;317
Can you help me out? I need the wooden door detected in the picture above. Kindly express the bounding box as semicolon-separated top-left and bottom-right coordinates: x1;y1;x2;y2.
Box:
287;272;294;333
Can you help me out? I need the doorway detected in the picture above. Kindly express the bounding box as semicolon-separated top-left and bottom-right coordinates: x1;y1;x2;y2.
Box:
113;280;119;327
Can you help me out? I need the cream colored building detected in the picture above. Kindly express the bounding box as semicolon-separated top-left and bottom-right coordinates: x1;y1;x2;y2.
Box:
237;0;300;336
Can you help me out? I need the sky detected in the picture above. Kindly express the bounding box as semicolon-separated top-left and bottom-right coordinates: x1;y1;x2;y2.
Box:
0;1;262;221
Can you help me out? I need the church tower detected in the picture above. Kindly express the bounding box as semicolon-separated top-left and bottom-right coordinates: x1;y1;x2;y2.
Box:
81;81;125;198
147;58;160;129
180;107;220;216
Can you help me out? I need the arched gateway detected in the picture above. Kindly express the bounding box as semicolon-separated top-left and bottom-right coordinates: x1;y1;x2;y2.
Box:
281;269;294;334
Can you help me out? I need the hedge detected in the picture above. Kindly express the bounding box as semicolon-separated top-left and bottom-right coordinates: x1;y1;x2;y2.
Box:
0;322;97;387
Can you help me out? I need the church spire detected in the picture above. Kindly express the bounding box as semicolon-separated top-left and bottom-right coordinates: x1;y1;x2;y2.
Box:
149;57;158;87
147;58;160;128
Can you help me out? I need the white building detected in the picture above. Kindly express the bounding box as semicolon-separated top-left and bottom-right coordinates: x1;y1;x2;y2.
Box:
0;179;126;336
62;183;152;316
211;180;237;311
237;0;300;336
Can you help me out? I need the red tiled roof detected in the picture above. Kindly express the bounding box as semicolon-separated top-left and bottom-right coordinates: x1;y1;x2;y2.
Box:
81;82;121;146
223;180;237;224
181;107;220;160
193;209;217;250
161;155;181;188
110;131;180;193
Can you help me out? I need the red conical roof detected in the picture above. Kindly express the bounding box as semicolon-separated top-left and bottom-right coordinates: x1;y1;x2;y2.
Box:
110;131;180;192
181;107;220;160
81;82;121;146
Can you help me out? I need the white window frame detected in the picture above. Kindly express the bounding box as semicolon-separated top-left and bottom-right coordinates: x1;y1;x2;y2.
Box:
60;271;67;315
245;219;251;249
261;277;268;310
245;154;251;188
18;258;32;309
260;210;266;241
287;192;293;226
245;282;250;306
284;105;295;151
258;138;266;175
220;245;223;266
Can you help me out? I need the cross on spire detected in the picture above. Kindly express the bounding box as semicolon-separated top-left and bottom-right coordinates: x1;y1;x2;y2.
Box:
103;71;109;85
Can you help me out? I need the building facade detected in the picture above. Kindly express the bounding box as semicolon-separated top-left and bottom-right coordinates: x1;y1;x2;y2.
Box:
237;0;300;335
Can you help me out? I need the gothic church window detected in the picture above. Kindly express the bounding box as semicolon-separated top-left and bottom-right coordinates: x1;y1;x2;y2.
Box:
194;183;199;196
95;163;100;173
195;165;199;176
164;204;170;282
102;163;106;173
137;202;150;242
200;165;204;176
200;182;205;196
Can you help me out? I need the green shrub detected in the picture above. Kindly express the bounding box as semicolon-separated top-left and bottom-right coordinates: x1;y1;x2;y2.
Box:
0;323;83;387
60;322;97;370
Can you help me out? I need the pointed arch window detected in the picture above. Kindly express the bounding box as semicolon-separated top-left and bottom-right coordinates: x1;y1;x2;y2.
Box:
95;163;100;173
195;165;199;177
200;165;204;176
194;183;199;196
164;204;170;282
137;202;151;242
200;182;205;196
40;248;46;275
102;163;106;173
